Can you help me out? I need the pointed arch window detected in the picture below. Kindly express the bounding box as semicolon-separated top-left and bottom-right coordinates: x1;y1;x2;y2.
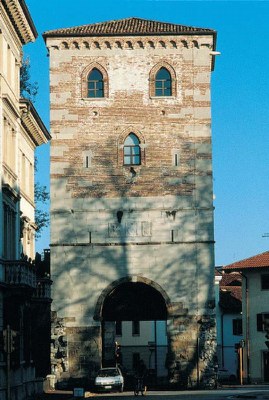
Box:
155;67;172;96
124;133;141;165
87;68;104;98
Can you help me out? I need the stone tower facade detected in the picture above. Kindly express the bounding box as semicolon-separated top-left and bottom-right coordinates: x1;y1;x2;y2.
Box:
44;18;217;388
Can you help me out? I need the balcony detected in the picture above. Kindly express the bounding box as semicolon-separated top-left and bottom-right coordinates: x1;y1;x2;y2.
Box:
0;258;52;301
0;259;36;288
33;277;52;301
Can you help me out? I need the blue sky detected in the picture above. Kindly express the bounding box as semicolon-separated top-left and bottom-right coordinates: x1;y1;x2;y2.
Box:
26;0;269;266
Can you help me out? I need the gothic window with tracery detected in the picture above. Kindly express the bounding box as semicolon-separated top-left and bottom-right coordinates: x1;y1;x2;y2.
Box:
87;68;104;98
123;133;141;165
155;67;172;96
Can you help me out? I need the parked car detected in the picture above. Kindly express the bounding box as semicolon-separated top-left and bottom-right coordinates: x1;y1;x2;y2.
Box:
94;367;124;392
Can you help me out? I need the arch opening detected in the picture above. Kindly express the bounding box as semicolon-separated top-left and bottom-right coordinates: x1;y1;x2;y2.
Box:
101;281;169;384
102;282;167;321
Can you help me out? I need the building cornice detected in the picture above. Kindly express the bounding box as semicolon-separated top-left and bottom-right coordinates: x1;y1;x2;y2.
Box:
20;99;51;147
1;0;37;44
2;183;20;203
2;93;20;118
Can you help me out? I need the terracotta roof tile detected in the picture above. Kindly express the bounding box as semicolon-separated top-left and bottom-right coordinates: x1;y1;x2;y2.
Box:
220;272;242;287
224;251;269;270
219;286;242;312
43;17;216;38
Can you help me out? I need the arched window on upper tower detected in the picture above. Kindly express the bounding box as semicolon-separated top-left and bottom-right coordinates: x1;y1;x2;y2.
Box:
149;62;177;98
87;68;104;98
82;63;108;99
155;67;172;96
123;133;141;165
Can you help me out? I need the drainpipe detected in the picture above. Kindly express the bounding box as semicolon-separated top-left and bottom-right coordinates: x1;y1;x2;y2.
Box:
154;320;157;378
221;313;224;367
240;272;250;383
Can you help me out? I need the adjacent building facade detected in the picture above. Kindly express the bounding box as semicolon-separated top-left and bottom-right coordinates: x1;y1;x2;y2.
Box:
44;17;218;388
0;1;51;399
224;251;269;383
215;270;242;381
115;320;168;382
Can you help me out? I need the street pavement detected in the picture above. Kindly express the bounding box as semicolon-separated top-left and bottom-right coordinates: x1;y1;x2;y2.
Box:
36;386;269;400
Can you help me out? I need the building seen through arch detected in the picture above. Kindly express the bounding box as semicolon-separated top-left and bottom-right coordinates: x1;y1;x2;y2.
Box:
43;17;218;388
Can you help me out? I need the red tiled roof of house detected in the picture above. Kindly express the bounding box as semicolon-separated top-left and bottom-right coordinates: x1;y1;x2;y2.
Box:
43;17;216;38
224;251;269;270
219;286;242;312
220;272;242;287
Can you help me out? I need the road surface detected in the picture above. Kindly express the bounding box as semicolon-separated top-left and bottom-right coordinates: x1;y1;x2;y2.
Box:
91;387;269;400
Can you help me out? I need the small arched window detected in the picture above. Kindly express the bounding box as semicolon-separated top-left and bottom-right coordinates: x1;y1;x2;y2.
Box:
123;133;141;165
155;67;172;96
87;68;104;98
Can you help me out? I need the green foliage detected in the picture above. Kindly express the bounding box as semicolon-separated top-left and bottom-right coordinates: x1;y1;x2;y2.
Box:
35;182;49;238
20;57;38;102
34;156;50;238
20;59;48;237
35;182;49;203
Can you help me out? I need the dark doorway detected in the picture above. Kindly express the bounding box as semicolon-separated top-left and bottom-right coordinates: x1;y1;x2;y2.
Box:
264;352;269;381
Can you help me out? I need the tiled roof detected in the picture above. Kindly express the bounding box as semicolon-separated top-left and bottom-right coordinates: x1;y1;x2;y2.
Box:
43;17;216;38
219;287;242;312
224;251;269;270
220;272;242;287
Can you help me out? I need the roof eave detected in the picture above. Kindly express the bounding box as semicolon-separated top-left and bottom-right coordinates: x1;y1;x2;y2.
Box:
43;30;216;40
2;0;38;44
20;99;51;146
224;265;269;272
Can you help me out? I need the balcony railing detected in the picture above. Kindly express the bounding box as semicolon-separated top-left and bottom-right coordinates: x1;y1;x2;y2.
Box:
1;259;36;288
33;277;52;300
0;259;52;300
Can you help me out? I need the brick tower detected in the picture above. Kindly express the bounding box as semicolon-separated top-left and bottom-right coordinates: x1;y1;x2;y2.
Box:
44;18;217;388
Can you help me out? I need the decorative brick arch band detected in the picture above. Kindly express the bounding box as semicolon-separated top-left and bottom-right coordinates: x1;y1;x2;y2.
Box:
93;275;172;321
81;62;109;98
149;61;177;98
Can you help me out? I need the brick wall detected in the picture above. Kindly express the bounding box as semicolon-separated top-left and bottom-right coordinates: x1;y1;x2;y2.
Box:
47;32;216;388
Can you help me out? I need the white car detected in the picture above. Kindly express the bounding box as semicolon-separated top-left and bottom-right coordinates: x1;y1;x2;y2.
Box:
94;367;124;392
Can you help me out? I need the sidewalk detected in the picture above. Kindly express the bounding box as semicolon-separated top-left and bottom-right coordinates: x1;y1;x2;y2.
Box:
36;390;95;400
35;384;269;399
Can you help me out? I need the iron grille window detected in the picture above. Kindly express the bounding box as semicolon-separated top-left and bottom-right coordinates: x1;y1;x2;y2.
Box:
115;321;122;336
155;67;172;96
3;203;16;258
87;68;104;98
257;313;269;331
261;275;269;290
132;321;140;336
232;318;242;335
124;133;141;165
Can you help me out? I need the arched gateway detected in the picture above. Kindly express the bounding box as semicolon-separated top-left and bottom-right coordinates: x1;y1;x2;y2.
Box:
45;17;217;389
95;277;170;381
94;276;170;321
